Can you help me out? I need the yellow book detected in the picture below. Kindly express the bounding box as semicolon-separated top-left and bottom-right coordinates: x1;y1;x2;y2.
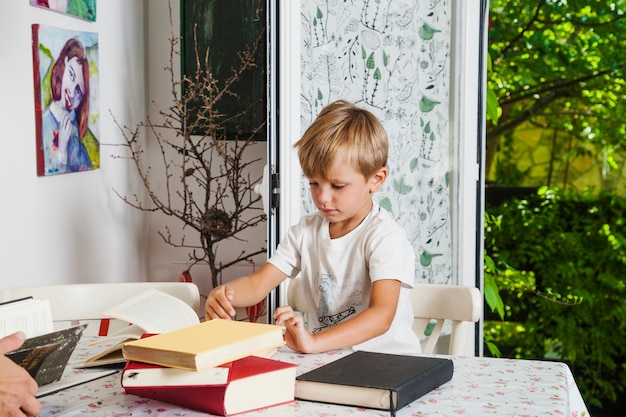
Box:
121;319;285;371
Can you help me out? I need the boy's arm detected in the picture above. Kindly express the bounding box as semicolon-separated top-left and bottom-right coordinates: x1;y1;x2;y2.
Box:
205;263;287;320
279;279;401;353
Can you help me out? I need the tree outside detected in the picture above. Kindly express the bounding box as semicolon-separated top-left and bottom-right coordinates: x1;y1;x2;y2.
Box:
485;2;626;415
487;0;626;193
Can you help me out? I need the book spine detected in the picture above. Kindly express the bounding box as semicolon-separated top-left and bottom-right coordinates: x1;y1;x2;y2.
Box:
396;359;454;410
123;385;227;416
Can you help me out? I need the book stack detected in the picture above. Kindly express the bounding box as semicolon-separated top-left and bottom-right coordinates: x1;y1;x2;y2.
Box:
120;319;296;416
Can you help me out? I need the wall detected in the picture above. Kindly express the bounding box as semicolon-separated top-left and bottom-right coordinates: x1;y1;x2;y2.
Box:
0;1;267;296
0;1;149;287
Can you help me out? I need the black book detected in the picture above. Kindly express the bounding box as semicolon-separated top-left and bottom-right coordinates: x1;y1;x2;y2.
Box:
7;324;87;386
295;350;453;415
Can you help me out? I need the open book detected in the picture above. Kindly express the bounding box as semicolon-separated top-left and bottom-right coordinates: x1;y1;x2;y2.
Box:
0;297;53;338
1;297;115;397
81;289;200;367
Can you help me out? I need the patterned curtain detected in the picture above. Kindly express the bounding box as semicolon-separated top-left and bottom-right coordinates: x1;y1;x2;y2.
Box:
299;0;454;285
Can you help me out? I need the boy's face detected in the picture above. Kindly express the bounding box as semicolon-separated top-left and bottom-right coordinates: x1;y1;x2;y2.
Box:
307;160;387;235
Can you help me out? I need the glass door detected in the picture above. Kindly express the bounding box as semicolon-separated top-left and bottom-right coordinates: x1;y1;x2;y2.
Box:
271;0;488;354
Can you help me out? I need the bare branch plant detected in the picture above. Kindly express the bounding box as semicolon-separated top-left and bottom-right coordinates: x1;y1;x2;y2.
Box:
110;2;267;290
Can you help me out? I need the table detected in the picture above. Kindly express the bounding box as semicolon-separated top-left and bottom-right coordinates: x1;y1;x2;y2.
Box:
40;337;589;416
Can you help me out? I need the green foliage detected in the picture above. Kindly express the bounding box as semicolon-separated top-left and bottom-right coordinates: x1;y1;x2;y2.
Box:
484;187;626;409
487;0;626;185
485;52;502;126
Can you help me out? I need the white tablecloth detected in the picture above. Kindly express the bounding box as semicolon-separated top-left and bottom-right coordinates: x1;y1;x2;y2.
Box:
40;337;589;416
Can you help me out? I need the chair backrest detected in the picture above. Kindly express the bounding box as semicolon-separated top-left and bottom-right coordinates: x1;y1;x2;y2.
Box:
410;283;481;355
0;282;201;336
286;278;481;356
287;277;308;315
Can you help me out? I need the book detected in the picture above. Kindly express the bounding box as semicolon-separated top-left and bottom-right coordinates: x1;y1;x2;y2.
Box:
122;319;286;371
120;332;277;387
121;360;230;387
121;355;297;416
1;296;89;387
80;289;201;367
1;295;120;395
295;350;454;415
0;296;53;338
7;323;87;386
36;369;118;398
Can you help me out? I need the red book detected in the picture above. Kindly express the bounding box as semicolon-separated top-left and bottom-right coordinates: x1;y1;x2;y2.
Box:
121;355;297;416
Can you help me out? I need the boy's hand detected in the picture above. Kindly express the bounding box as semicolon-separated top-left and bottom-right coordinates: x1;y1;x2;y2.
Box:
205;285;236;320
274;306;316;353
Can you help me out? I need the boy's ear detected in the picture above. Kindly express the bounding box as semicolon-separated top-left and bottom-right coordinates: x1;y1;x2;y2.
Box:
370;167;388;192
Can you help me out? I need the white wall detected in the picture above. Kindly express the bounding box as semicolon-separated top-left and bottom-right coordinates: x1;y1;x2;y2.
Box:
0;0;281;300
0;1;149;287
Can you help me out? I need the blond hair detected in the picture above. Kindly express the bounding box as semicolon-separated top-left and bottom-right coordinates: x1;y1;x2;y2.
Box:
294;100;388;180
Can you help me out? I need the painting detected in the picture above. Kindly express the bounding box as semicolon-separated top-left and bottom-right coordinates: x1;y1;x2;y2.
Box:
29;0;97;22
181;0;266;139
32;24;100;176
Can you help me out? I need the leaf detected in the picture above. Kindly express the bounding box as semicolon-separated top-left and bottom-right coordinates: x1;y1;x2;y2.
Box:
393;177;413;195
418;23;441;40
424;321;436;336
484;273;505;320
379;197;393;213
486;87;501;125
366;52;375;70
420;250;443;267
419;96;440;112
485;341;502;358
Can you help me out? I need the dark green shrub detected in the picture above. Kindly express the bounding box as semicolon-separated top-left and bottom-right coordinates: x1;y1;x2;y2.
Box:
484;187;626;410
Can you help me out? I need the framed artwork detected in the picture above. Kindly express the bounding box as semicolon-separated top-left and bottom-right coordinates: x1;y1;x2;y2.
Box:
29;0;97;22
32;24;100;176
181;0;266;140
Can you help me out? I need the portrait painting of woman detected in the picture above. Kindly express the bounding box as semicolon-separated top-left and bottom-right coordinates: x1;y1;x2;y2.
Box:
32;24;99;176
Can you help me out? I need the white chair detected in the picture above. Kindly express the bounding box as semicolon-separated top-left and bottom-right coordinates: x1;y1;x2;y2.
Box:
410;283;481;355
287;278;481;356
0;282;200;336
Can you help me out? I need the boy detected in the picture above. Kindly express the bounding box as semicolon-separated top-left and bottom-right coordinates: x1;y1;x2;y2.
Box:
206;100;421;355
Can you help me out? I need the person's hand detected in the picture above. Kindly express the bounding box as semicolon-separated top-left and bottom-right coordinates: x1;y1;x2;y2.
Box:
56;111;74;163
274;306;316;353
205;285;236;320
0;332;42;417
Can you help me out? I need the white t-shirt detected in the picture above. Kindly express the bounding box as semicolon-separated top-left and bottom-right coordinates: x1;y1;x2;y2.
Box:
269;203;421;354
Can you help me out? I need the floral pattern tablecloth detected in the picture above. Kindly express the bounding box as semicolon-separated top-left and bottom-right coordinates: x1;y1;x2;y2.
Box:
40;337;589;416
